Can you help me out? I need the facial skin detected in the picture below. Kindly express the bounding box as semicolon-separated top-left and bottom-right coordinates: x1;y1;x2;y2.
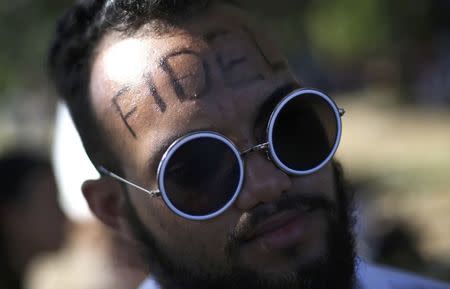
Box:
83;3;355;289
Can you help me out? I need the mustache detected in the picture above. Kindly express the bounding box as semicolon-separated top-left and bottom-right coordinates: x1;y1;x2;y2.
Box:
226;193;336;250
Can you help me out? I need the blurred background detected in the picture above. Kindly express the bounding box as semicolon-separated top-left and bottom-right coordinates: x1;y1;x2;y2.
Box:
0;0;449;288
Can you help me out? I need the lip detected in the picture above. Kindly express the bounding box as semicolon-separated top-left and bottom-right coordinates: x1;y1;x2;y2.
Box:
242;210;311;250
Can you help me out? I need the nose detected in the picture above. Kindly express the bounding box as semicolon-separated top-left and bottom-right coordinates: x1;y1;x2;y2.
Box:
234;152;292;210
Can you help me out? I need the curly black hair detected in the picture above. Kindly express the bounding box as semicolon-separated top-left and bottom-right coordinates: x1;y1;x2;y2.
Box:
48;0;235;171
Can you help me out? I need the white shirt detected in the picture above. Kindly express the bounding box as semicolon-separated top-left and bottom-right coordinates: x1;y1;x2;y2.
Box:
137;260;450;289
356;260;450;289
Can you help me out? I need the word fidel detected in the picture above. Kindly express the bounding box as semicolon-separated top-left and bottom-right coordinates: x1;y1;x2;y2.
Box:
112;26;287;138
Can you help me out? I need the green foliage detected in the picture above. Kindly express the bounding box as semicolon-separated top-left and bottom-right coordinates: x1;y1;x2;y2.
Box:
305;0;390;62
0;0;71;101
0;0;442;103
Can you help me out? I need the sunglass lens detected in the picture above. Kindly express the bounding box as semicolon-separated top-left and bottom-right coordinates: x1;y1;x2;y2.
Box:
272;92;338;172
163;136;241;216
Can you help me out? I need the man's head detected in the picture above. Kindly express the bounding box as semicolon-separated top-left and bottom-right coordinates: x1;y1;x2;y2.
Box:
49;1;356;288
0;151;66;272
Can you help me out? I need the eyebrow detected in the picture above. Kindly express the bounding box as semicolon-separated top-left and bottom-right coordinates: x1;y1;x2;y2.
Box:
252;82;301;136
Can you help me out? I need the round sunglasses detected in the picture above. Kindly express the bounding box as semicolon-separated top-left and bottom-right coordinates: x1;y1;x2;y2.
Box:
99;88;345;220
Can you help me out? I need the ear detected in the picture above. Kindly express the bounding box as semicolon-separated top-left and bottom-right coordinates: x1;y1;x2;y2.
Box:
82;178;126;230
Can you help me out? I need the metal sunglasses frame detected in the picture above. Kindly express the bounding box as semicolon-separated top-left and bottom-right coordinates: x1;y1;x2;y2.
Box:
98;88;345;221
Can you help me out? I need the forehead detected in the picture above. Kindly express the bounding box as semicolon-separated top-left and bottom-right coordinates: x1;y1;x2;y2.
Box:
89;4;297;168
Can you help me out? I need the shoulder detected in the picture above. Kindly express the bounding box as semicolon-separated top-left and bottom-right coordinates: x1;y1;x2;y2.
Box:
357;259;450;289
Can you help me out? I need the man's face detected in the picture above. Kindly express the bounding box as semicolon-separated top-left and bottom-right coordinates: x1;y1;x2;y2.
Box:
88;4;355;289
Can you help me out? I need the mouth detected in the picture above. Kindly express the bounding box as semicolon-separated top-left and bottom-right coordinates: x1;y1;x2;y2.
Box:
242;205;317;250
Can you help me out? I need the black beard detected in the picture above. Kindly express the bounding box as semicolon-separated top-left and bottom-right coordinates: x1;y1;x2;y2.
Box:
123;161;357;289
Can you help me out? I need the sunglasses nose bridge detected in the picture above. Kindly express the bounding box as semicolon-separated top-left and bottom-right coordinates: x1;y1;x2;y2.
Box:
240;142;269;156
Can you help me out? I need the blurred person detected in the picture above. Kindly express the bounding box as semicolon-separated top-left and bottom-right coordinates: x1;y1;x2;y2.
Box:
23;103;149;289
0;151;66;289
48;1;450;288
27;221;149;289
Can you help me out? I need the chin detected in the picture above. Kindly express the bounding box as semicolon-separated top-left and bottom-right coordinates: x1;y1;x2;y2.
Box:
236;240;326;275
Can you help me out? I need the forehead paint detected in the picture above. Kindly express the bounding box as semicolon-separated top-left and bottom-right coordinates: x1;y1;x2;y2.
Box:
216;53;265;88
146;71;167;112
159;49;211;102
206;29;265;88
241;25;288;73
112;87;138;138
111;27;288;138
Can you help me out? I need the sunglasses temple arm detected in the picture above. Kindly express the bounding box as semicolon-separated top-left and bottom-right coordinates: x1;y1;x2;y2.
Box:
98;166;161;197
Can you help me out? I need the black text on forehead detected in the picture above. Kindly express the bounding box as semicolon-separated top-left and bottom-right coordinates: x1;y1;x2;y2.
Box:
109;24;290;139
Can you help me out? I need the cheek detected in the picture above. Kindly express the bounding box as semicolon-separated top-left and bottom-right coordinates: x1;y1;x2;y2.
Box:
130;191;233;269
290;163;336;201
319;163;337;200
